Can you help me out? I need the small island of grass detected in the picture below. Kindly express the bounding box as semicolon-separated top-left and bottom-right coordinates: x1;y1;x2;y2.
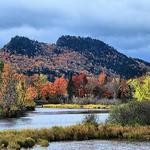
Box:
42;104;112;109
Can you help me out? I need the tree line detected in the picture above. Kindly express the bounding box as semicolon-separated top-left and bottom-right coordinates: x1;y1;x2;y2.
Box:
0;60;149;117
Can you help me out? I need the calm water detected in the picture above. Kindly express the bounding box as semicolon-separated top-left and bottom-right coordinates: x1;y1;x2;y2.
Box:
33;140;150;150
0;108;108;130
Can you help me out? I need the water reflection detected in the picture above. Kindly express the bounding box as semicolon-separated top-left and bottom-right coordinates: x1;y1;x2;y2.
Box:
0;108;109;130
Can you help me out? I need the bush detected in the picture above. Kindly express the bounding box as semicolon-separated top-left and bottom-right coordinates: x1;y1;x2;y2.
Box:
108;101;150;125
0;139;9;148
8;142;20;150
82;114;98;125
38;139;49;147
17;137;35;148
52;126;66;140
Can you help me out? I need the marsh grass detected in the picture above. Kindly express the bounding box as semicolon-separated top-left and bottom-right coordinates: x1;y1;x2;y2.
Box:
37;139;49;147
43;104;111;109
0;124;149;149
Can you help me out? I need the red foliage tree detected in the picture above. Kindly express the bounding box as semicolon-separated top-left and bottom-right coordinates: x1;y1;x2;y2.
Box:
72;73;88;97
40;82;56;99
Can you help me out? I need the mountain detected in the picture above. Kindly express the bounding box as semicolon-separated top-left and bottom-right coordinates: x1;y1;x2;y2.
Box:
3;36;49;57
0;35;150;80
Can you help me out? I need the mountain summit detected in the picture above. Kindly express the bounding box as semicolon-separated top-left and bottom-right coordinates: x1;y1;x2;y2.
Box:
3;36;48;57
1;35;150;79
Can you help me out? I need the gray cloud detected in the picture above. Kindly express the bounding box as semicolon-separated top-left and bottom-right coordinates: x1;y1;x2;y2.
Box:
0;0;150;61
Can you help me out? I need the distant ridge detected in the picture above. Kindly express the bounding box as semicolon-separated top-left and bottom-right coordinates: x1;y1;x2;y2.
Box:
0;35;150;79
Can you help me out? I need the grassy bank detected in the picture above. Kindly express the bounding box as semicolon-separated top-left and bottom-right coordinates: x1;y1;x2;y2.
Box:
0;106;35;119
0;124;150;149
42;104;111;109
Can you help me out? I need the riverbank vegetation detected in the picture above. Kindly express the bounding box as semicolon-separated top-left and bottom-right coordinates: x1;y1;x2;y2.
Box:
43;104;111;109
109;101;150;125
109;74;150;125
0;61;37;118
0;124;149;149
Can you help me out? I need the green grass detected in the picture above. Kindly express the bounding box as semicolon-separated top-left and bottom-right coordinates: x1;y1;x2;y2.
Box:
0;124;149;149
43;104;112;109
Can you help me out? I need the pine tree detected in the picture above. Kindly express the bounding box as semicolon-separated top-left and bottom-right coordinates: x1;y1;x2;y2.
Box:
0;60;4;85
67;72;74;103
0;60;4;72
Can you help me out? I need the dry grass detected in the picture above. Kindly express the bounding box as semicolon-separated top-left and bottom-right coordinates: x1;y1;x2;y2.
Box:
0;124;149;149
42;104;112;109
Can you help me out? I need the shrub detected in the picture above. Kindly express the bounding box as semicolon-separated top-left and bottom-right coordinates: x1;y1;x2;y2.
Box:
38;139;49;147
24;137;35;148
17;137;35;148
8;142;20;150
108;101;150;125
82;114;98;126
0;139;9;148
38;128;54;141
52;126;66;140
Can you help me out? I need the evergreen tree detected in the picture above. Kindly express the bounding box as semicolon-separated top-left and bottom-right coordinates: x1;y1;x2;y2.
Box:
0;60;4;85
0;60;4;72
67;72;74;102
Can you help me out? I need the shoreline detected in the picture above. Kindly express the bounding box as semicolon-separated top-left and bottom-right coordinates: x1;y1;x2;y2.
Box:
0;124;149;149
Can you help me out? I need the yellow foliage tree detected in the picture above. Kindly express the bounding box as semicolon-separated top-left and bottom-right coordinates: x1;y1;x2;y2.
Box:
128;74;150;101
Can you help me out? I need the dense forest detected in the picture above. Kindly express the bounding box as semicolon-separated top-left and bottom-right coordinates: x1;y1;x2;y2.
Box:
0;59;149;118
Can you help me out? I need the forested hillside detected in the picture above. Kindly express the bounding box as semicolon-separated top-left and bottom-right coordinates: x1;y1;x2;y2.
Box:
0;35;150;79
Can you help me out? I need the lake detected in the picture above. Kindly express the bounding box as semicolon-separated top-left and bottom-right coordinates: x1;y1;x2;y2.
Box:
0;108;109;130
33;140;150;150
0;108;149;150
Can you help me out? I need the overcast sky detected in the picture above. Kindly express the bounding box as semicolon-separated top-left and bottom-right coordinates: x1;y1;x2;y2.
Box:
0;0;150;62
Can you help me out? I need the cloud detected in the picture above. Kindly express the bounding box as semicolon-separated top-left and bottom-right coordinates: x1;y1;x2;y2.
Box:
0;0;150;61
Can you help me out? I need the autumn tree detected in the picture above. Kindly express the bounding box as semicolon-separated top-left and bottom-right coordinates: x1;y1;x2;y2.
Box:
25;85;37;109
40;82;56;100
72;73;88;97
108;77;121;99
86;76;99;98
118;80;133;102
128;74;150;101
15;78;27;108
0;64;19;116
54;76;68;96
31;74;48;99
98;71;106;86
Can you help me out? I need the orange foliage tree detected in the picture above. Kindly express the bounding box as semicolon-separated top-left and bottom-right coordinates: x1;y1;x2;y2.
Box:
54;76;68;96
98;71;106;86
40;82;56;99
25;85;38;101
